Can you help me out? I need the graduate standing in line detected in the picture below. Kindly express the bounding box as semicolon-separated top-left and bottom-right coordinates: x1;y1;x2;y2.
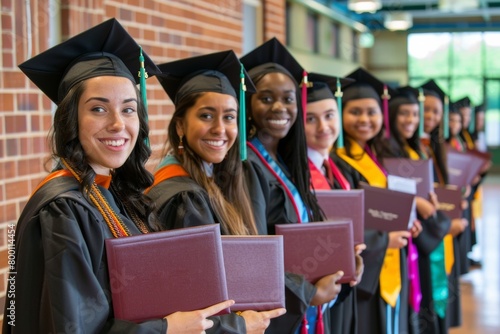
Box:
4;19;235;334
304;73;365;334
378;86;452;334
146;50;287;334
331;68;421;334
241;38;344;334
421;80;467;329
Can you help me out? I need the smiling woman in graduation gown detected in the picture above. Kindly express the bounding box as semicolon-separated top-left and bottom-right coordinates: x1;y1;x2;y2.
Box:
331;68;417;334
241;38;344;334
146;50;286;333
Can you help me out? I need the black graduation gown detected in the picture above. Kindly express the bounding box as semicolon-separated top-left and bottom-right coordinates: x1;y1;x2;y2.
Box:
309;159;358;334
244;150;327;334
3;176;167;334
331;153;410;334
146;176;251;334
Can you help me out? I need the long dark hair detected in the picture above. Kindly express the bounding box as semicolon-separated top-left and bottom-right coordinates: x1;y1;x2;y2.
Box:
166;92;257;235
49;80;156;227
247;72;323;222
424;90;448;184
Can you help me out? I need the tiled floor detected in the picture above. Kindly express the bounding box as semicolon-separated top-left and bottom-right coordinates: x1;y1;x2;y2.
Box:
450;175;500;334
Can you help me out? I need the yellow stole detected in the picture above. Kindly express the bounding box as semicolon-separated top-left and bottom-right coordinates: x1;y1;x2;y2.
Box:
405;146;454;275
461;130;475;150
337;139;400;307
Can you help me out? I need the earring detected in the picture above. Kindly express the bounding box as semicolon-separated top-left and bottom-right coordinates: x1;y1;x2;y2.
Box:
178;135;184;155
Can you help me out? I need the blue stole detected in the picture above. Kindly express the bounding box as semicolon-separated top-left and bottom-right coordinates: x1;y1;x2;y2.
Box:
248;137;309;223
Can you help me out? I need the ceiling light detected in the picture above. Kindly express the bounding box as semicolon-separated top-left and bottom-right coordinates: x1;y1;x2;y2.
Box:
384;12;413;31
439;0;478;12
348;0;382;14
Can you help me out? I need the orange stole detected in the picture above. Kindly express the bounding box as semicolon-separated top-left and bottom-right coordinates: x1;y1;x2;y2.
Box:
337;139;400;308
146;164;190;193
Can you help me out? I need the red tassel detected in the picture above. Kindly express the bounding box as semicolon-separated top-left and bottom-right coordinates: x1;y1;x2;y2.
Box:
301;70;309;123
301;315;308;334
315;306;324;334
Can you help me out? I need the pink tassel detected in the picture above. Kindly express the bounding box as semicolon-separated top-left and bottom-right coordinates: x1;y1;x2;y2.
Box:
302;70;308;123
301;316;308;334
383;84;390;138
315;306;324;334
408;237;422;312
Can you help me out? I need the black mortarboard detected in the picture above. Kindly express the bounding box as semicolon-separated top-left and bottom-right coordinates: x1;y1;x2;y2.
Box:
420;79;447;103
342;67;396;104
240;37;304;86
156;50;255;104
475;102;486;113
306;72;354;103
18;18;158;105
454;96;472;109
157;50;255;161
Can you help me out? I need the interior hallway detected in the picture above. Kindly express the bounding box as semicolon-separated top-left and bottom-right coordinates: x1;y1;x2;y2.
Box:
450;175;500;334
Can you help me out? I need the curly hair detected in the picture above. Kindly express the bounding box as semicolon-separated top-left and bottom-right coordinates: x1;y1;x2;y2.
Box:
48;80;156;227
165;92;257;235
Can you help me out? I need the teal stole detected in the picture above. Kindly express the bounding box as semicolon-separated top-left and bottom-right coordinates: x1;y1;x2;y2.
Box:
248;137;309;223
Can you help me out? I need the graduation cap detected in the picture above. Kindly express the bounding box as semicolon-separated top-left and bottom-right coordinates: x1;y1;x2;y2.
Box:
306;72;354;148
18;18;158;106
157;50;255;160
475;102;486;113
343;67;397;138
240;37;310;122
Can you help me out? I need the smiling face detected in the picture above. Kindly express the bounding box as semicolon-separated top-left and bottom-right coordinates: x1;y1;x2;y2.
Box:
395;103;419;140
423;95;443;134
342;98;383;147
78;76;139;175
305;98;339;156
250;72;298;148
176;92;238;164
449;113;463;136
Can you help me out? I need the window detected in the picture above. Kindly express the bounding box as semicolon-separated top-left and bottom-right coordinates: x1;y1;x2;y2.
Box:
331;22;339;57
243;0;262;54
307;11;319;53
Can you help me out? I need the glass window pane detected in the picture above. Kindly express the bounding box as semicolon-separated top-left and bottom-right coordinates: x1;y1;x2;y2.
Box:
485;80;500;146
484;32;500;77
408;33;452;78
449;78;482;106
451;32;482;77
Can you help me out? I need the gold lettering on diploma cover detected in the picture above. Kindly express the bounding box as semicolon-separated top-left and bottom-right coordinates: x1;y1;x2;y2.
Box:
438;202;455;212
448;168;462;176
368;209;399;221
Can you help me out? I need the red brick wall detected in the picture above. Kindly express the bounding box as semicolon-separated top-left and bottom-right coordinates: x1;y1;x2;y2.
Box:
0;0;285;325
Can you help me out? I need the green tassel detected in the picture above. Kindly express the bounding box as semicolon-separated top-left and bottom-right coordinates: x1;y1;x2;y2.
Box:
335;78;344;149
239;63;247;161
443;96;450;139
418;88;425;137
138;46;149;147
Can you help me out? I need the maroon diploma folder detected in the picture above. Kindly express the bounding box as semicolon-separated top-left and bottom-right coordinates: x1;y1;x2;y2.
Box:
314;189;364;245
434;184;463;219
221;236;285;311
382;158;434;199
275;220;356;284
105;224;229;322
359;183;416;232
446;148;486;187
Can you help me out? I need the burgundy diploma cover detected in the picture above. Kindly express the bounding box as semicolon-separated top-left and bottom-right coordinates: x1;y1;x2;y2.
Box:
446;148;487;187
382;158;434;199
360;183;416;232
314;189;364;245
105;224;229;322
275;220;355;284
221;236;285;311
434;184;463;219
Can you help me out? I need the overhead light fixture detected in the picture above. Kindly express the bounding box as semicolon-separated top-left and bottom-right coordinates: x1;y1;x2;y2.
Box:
439;0;478;12
384;12;413;31
348;0;382;14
